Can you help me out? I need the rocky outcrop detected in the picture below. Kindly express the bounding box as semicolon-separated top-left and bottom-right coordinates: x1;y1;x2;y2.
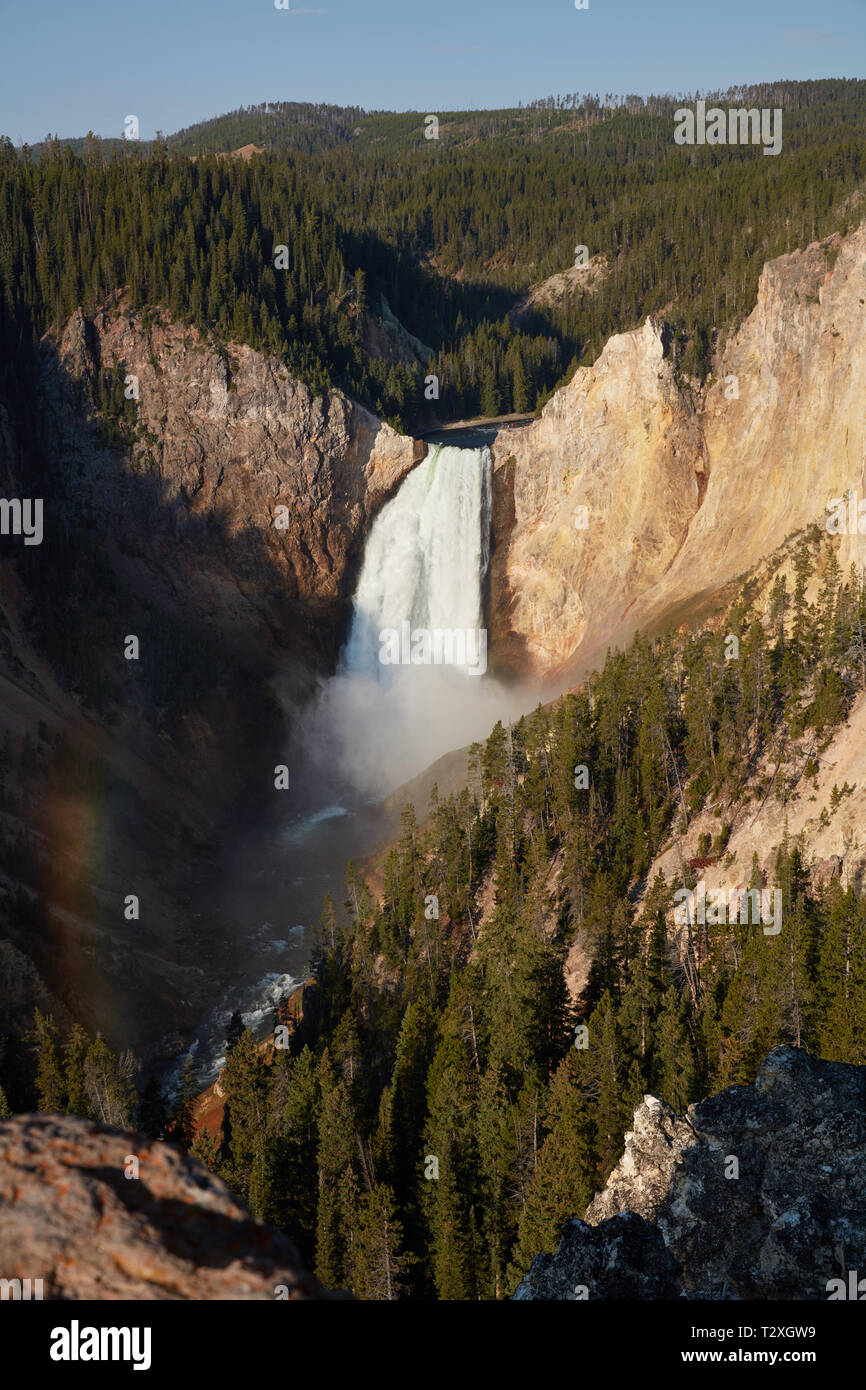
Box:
514;1048;866;1299
509;254;610;326
0;1113;343;1299
514;1211;682;1300
491;223;866;681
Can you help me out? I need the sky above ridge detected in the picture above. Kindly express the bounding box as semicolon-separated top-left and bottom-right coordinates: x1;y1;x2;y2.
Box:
1;0;865;144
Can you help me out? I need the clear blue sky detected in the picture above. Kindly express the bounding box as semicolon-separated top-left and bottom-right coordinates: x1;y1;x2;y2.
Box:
1;0;864;144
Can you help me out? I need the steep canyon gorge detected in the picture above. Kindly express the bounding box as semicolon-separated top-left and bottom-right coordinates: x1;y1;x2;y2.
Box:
1;219;865;1072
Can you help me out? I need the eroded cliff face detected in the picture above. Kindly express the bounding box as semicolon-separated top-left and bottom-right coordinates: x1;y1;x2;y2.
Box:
629;223;866;636
489;317;704;675
643;681;866;959
491;222;866;681
515;1047;866;1300
41;304;423;674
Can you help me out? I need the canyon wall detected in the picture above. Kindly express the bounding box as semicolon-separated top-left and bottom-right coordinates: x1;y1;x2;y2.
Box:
489;316;704;675
2;222;864;1061
491;222;866;682
41;304;423;675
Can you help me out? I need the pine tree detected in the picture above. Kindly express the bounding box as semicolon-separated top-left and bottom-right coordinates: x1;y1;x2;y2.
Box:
506;1052;595;1291
266;1047;320;1263
220;1031;269;1206
225;1011;245;1056
315;1050;359;1290
654;986;697;1110
583;991;627;1175
83;1036;136;1127
480;364;500;419
421;1029;478;1299
511;353;528;413
387;999;435;1220
166;1053;199;1149
352;1184;412;1300
30;1009;65;1112
63;1023;90;1117
475;1060;521;1298
138;1075;168;1139
816;885;866;1063
190;1125;221;1169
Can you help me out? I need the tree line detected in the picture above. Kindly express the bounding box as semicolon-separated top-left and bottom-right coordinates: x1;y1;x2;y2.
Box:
2;79;865;431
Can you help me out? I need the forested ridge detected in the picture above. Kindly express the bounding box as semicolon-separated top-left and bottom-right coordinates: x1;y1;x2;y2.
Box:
2;79;865;430
5;526;866;1297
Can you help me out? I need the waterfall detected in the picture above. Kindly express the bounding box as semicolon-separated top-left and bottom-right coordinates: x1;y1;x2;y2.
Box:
307;441;528;798
342;443;492;677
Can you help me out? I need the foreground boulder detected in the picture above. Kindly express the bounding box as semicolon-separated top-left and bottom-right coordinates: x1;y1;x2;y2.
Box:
515;1047;866;1300
0;1114;342;1299
514;1211;682;1301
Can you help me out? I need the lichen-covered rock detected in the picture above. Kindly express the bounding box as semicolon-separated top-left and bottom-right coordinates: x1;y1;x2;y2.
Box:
0;1113;344;1299
515;1048;866;1300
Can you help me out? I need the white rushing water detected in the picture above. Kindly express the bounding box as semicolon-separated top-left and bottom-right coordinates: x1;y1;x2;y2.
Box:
306;441;529;797
342;443;491;677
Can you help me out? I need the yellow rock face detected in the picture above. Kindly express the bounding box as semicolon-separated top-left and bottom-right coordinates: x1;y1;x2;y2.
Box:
489;225;866;683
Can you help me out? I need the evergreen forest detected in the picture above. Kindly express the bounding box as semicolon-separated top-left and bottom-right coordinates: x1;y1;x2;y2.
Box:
2;80;866;429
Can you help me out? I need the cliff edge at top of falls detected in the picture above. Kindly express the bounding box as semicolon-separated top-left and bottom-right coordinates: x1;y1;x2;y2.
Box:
514;1047;866;1300
0;1112;346;1299
489;222;866;682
